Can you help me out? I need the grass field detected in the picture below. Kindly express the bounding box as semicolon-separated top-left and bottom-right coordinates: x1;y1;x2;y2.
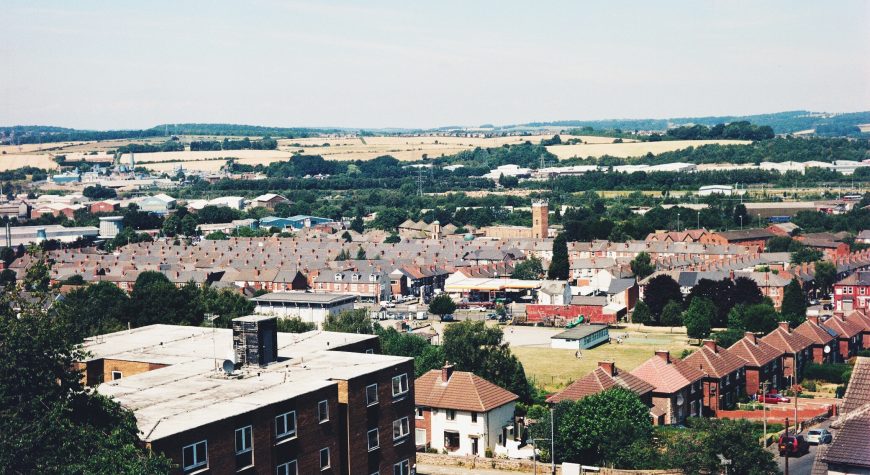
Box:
512;324;695;392
546;139;751;160
0;154;59;171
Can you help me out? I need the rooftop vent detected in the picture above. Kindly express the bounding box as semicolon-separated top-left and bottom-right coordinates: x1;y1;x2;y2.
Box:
232;315;278;367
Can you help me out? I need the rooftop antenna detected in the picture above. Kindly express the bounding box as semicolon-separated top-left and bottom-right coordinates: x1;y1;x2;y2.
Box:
205;313;220;371
417;168;424;197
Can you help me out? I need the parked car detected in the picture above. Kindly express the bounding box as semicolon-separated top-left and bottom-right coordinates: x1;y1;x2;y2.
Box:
497;315;510;324
763;393;791;404
823;303;833;310
805;429;832;445
468;306;487;312
440;314;454;322
778;435;809;457
486;313;498;320
383;301;396;308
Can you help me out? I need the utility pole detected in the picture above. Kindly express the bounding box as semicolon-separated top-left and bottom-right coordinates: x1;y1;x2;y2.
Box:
550;408;556;475
762;381;769;446
784;417;790;475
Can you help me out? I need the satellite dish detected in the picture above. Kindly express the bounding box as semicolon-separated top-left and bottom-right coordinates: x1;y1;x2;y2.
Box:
824;345;831;354
676;394;684;406
222;359;236;375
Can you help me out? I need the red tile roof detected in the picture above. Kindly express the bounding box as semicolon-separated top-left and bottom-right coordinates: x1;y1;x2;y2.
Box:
728;333;782;367
629;352;704;394
846;310;870;333
795;319;837;345
823;315;864;339
415;369;518;412
682;343;746;379
842;357;870;414
761;325;813;354
546;365;654;403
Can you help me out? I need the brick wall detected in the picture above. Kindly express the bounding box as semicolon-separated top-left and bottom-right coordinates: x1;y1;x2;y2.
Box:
102;359;168;383
340;360;416;475
150;384;341;475
525;305;616;325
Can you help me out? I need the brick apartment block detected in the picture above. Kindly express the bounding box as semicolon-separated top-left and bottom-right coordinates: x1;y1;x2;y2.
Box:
79;317;415;475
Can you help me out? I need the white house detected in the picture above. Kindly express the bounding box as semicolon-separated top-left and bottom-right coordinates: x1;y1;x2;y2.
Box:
538;280;572;305
415;365;518;457
250;292;356;328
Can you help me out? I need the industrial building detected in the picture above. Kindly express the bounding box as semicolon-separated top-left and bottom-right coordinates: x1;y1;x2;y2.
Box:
252;292;357;327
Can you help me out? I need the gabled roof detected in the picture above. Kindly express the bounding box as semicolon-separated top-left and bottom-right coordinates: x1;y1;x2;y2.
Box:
728;333;782;367
823;411;870;469
761;324;814;353
822;315;863;339
546;364;654;403
415;369;518;412
630;352;704;394
842;357;870;414
717;229;775;241
682;343;746;379
794;318;838;345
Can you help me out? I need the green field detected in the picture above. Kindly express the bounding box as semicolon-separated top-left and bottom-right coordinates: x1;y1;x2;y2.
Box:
513;325;695;392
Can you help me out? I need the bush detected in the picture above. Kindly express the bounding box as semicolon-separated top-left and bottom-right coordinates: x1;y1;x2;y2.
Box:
802;379;817;391
803;363;851;384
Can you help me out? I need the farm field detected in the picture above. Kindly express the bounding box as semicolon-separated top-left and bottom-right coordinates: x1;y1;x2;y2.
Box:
508;324;695;392
1;133;630;173
546;139;751;160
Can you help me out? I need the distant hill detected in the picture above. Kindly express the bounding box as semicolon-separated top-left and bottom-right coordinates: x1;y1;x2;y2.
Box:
514;110;870;136
2;110;868;145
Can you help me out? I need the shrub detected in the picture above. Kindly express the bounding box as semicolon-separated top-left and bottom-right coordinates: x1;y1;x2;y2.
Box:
803;363;851;384
802;379;817;391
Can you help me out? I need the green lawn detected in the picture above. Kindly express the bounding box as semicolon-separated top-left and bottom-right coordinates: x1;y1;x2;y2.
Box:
513;326;695;392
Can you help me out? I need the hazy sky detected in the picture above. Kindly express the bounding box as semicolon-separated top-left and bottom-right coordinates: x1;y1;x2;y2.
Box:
2;1;869;130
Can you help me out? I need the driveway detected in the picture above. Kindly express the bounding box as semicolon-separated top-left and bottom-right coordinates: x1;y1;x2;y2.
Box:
774;420;832;475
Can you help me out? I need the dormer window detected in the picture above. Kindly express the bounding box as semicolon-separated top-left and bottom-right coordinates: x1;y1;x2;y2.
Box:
352;274;359;281
334;273;342;282
369;274;377;282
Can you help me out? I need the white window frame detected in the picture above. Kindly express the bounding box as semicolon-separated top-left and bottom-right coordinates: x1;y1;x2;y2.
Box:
319;447;331;471
392;373;409;397
277;460;297;475
366;383;379;406
367;428;380;451
446;409;456;421
393;459;410;475
111;370;122;380
318;400;329;423
393;417;410;441
415;407;424;419
235;425;253;455
182;440;208;472
275;411;297;440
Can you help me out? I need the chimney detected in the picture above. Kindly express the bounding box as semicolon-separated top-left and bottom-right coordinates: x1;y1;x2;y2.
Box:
745;331;757;344
703;340;718;352
441;362;455;382
655;350;670;363
598;361;616;376
232;315;278;367
778;321;791;332
807;315;820;325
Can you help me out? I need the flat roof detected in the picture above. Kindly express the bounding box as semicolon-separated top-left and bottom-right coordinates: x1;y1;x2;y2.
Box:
445;277;541;292
88;325;411;441
252;292;357;305
552;324;609;340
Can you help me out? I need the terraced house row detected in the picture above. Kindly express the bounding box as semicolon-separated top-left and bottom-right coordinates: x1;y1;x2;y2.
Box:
547;309;870;425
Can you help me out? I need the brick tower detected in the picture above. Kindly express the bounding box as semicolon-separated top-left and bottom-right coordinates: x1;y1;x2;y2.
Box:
531;199;548;239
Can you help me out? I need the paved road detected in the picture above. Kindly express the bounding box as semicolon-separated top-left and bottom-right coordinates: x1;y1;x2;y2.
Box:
775;420;832;475
417;464;541;475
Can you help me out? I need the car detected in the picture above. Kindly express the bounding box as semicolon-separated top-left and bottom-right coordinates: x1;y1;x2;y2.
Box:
823;303;833;310
486;313;499;320
805;428;832;445
778;435;809;457
383;301;396;308
763;393;791;404
468;306;487;312
497;315;510;324
440;314;455;322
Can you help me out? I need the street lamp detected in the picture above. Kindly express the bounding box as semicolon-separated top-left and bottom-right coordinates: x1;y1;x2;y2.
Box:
677;212;680;232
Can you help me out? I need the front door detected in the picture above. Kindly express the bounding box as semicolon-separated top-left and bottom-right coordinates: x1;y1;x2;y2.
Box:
471;437;479;455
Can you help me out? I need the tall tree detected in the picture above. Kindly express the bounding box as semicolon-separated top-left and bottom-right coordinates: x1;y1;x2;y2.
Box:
643;274;682;319
660;301;684;329
376;327;445;377
547;233;570;280
683;297;715;339
442;321;531;402
813;261;837;296
428;294;456;317
631;300;652;325
528;388;654;467
732;276;764;307
511;256;544;280
58;281;130;339
629;252;655;280
781;279;807;327
663;418;778;475
728;303;779;334
0;289;172;473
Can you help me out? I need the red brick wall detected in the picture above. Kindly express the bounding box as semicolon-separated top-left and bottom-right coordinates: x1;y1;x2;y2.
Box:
102;359;168;382
838;339;850;360
745;368;761;396
416;408;431;446
150;384;341;475
525;305;615;325
90;202;118;213
811;346;825;364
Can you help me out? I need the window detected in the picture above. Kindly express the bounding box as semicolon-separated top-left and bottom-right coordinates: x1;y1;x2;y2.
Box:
275;411;297;440
365;349;374;354
319;448;330;470
367;428;380;451
415;407;424;419
471;412;478;423
182;440;208;472
392;373;409;397
235;425;253;469
393;459;410;475
318;400;329;423
276;461;297;475
393;417;410;440
111;371;123;380
446;409;456;421
366;383;379;406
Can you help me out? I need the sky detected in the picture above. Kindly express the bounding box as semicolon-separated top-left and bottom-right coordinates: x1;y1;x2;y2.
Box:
1;0;869;130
